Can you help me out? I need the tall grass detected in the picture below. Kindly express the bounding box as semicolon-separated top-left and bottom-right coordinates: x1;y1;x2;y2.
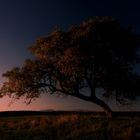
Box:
0;113;139;140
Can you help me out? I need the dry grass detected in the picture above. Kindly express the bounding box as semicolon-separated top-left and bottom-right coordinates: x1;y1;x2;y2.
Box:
0;113;139;140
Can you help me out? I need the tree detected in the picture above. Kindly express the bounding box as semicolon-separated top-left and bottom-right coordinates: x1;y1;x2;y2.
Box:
0;17;140;117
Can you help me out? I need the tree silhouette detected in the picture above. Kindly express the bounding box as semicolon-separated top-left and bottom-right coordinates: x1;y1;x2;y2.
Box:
0;17;140;117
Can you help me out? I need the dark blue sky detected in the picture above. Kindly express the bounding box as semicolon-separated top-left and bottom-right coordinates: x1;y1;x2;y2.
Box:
0;0;139;111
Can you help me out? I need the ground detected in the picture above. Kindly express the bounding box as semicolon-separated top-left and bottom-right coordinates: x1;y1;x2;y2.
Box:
0;111;139;140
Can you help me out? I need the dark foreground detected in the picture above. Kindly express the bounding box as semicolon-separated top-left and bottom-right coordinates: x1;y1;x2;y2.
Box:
0;111;139;140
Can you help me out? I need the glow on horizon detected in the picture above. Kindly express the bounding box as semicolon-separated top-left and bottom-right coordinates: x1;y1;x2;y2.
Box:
0;93;101;111
0;92;139;112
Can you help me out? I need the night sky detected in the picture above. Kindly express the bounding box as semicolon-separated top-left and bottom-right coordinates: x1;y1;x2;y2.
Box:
0;0;139;111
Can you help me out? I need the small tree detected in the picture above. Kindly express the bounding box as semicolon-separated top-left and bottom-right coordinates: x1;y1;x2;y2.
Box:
1;17;140;117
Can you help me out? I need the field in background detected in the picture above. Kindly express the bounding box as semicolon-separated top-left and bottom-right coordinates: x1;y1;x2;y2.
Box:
0;111;139;140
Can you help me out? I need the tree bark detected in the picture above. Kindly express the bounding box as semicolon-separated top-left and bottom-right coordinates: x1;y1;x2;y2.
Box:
69;92;113;117
92;96;113;118
53;87;113;117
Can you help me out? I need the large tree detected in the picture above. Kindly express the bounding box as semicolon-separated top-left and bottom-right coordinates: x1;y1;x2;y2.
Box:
0;17;140;117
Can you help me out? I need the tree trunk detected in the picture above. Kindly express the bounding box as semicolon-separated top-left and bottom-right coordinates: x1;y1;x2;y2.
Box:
92;96;113;118
68;91;113;117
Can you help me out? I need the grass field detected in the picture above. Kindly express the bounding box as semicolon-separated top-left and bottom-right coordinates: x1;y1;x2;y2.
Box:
0;111;139;140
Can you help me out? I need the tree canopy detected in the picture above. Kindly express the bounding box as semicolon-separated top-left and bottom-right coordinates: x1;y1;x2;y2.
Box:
0;17;140;117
